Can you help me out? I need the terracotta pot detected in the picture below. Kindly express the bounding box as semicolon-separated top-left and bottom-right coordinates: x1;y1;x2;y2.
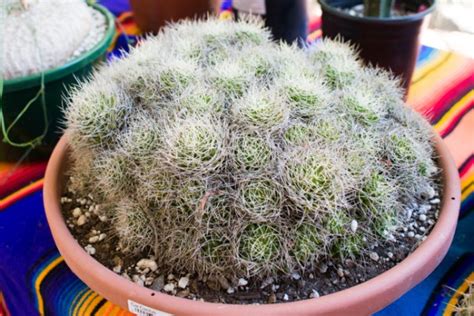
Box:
43;132;460;315
129;0;214;33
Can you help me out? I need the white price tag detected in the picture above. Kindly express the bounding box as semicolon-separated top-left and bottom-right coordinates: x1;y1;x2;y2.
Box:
233;0;266;15
128;300;173;316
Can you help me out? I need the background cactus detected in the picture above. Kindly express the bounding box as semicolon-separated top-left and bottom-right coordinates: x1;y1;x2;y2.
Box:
65;18;438;280
4;0;103;79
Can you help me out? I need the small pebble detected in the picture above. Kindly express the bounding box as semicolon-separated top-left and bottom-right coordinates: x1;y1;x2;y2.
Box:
88;235;99;243
309;273;314;279
238;278;248;286
98;233;106;241
99;215;107;222
77;215;86;226
387;234;396;242
84;244;96;255
151;275;165;291
419;214;427;222
406;208;413;219
415;234;422;239
176;289;190;298
145;277;154;286
137;259;158;272
309;289;320;298
419;226;426;232
168;274;175;281
407;231;415;238
387;252;394;259
291;272;301;280
267;293;276;303
227;287;235;294
178;276;189;289
344;259;355;268
430;198;440;204
350;219;358;233
113;265;122;273
164;283;175;293
283;294;289;301
369;252;379;262
420;186;436;200
260;276;274;289
419;205;431;214
72;207;82;218
337;268;344;277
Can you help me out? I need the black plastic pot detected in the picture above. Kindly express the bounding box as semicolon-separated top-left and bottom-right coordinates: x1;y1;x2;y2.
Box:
319;0;435;94
232;0;308;46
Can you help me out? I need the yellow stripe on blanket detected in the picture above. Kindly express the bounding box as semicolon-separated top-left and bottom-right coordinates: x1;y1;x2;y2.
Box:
443;271;474;315
35;256;64;315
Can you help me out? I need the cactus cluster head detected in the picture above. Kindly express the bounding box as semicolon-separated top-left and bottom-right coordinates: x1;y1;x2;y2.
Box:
65;18;438;280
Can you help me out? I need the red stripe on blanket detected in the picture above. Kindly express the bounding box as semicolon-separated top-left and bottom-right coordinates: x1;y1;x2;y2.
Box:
424;75;474;124
0;163;47;199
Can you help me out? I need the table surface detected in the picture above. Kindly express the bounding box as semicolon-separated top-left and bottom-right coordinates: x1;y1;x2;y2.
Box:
0;1;473;315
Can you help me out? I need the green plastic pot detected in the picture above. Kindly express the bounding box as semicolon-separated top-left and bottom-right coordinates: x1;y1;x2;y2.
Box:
1;4;115;161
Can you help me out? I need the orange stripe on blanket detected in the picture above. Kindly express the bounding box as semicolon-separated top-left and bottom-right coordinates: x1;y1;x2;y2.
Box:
0;179;43;210
108;12;141;53
408;53;473;115
461;173;473;201
117;11;141;35
443;109;474;171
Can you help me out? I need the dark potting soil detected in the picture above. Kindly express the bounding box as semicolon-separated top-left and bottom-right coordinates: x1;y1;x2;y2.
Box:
61;186;441;305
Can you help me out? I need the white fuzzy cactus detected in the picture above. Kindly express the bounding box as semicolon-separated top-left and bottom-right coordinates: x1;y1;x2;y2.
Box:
65;18;438;280
3;0;100;79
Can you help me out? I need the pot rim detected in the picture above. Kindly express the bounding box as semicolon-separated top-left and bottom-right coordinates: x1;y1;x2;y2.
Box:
43;132;460;316
318;0;435;25
4;4;116;92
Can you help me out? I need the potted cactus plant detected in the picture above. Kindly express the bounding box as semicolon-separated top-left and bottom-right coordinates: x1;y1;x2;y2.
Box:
319;0;435;95
43;18;460;315
1;0;115;161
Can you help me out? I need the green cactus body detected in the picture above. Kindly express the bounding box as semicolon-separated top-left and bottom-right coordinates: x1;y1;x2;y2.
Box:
234;133;272;171
293;223;323;265
240;224;280;263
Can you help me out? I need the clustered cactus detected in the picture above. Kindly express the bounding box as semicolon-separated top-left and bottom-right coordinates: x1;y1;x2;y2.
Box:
65;18;438;280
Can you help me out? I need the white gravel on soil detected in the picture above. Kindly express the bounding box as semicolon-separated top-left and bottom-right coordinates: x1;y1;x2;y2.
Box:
62;182;442;304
